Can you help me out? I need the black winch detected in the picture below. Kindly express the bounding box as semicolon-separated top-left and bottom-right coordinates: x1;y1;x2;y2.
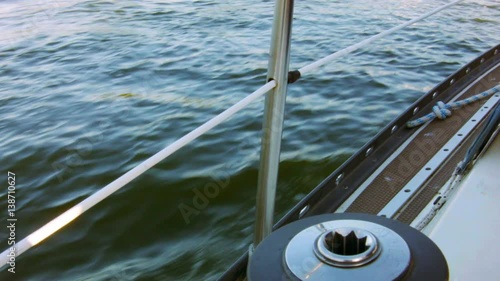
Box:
248;213;448;281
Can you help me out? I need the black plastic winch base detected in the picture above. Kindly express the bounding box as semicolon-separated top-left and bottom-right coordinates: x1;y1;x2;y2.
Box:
248;213;449;281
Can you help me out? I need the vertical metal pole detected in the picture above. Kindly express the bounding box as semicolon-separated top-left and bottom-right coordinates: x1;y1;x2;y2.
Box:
253;0;294;248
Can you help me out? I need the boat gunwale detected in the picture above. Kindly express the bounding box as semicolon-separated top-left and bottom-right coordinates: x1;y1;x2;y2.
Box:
275;43;500;226
218;43;500;281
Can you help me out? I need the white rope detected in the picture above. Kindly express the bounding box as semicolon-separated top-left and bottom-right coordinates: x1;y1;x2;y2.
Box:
298;0;464;75
0;80;276;267
415;167;461;231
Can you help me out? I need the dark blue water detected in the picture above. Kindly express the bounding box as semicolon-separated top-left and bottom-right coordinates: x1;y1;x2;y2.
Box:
0;0;498;280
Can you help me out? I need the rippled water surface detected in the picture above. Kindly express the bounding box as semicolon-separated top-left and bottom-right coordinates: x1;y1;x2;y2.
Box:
0;0;498;280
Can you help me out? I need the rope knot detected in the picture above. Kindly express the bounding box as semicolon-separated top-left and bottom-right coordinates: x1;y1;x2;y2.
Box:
407;84;499;128
432;101;452;120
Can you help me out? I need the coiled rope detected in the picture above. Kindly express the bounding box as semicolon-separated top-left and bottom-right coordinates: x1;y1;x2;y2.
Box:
406;84;500;128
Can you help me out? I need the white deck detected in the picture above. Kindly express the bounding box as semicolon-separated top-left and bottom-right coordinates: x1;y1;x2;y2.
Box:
424;132;500;281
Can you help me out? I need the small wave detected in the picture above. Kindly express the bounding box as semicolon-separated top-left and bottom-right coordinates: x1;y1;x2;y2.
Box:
472;18;496;23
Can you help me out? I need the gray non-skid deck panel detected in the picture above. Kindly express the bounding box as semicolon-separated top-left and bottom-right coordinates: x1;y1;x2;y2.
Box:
346;65;500;217
394;119;484;224
396;68;500;224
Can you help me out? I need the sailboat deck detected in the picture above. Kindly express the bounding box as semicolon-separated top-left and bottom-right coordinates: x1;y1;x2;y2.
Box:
340;63;500;222
219;45;500;281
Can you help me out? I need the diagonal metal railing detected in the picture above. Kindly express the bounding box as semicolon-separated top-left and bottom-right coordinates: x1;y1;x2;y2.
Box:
1;0;464;267
297;0;464;76
0;80;276;266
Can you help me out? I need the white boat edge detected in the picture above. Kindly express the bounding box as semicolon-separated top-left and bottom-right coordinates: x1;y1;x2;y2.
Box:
416;129;500;280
